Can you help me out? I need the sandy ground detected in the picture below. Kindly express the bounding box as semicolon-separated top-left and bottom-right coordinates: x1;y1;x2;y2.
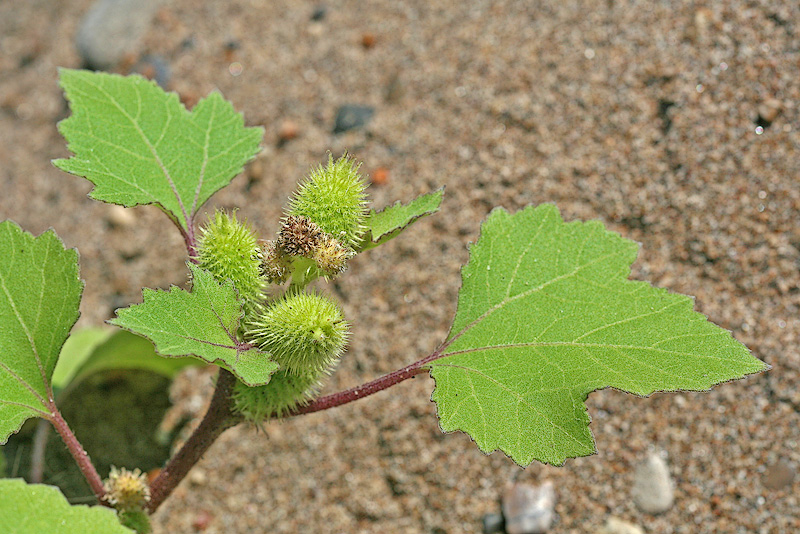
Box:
1;1;798;532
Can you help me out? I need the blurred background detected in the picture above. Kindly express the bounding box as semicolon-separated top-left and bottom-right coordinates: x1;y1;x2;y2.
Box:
0;1;797;532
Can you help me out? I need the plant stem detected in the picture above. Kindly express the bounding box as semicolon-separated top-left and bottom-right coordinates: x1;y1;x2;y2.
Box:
48;405;108;504
287;357;434;417
30;419;50;483
147;368;240;513
147;346;446;511
169;212;197;259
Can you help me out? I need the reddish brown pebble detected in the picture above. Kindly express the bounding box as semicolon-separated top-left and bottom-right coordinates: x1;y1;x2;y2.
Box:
118;52;138;74
361;33;376;49
223;40;240;62
155;7;177;27
758;99;782;124
192;510;214;531
138;63;156;81
179;90;199;109
278;120;300;142
371;167;389;185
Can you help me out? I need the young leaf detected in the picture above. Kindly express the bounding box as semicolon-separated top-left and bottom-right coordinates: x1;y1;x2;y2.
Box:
53;328;202;395
0;479;133;533
51;327;112;391
54;69;263;232
110;264;277;386
0;221;82;444
356;188;444;252
428;204;766;466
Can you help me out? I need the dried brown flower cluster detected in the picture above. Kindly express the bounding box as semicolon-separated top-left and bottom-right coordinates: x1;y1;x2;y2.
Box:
261;215;354;284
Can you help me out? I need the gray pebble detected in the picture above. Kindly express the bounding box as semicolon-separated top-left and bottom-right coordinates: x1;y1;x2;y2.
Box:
632;452;674;514
133;54;171;88
333;105;375;134
762;460;796;490
502;481;556;534
310;5;327;21
76;0;164;70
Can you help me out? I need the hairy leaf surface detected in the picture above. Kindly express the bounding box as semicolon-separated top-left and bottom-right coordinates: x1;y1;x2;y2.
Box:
54;69;263;231
358;188;443;251
428;204;766;466
0;479;133;533
111;265;277;386
0;222;82;443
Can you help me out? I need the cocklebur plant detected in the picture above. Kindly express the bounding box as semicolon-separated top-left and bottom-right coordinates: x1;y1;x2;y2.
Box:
0;69;767;533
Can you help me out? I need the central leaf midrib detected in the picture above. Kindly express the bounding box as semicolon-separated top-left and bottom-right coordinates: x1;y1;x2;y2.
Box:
441;339;728;361
85;76;190;228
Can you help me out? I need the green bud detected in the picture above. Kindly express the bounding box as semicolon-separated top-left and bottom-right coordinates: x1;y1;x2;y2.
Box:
195;210;265;308
286;154;368;250
245;292;349;375
232;368;327;421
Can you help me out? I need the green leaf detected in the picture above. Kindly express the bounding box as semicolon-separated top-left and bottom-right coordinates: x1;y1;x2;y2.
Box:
357;188;444;251
0;479;133;533
53;328;202;395
54;69;263;232
110;264;277;386
0;221;82;444
428;204;766;466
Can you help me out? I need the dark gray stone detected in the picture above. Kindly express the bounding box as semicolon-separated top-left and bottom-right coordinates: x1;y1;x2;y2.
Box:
333;105;375;134
482;513;505;534
311;5;327;21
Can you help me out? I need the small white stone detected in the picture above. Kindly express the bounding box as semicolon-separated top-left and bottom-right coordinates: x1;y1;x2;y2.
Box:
106;205;136;228
502;481;556;534
597;517;645;534
632;452;674;514
189;467;207;486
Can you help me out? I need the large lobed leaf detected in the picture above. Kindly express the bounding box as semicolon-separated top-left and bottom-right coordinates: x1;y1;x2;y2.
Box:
428;204;766;466
0;221;82;443
357;188;444;252
111;264;277;386
54;69;263;231
0;479;133;533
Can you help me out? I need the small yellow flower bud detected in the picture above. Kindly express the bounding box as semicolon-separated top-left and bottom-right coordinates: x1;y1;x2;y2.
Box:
104;466;150;511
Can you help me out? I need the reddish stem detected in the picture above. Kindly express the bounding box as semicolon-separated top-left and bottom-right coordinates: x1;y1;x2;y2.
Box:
287;344;448;418
48;405;108;504
146;346;447;511
147;368;240;513
181;223;198;261
288;364;429;417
